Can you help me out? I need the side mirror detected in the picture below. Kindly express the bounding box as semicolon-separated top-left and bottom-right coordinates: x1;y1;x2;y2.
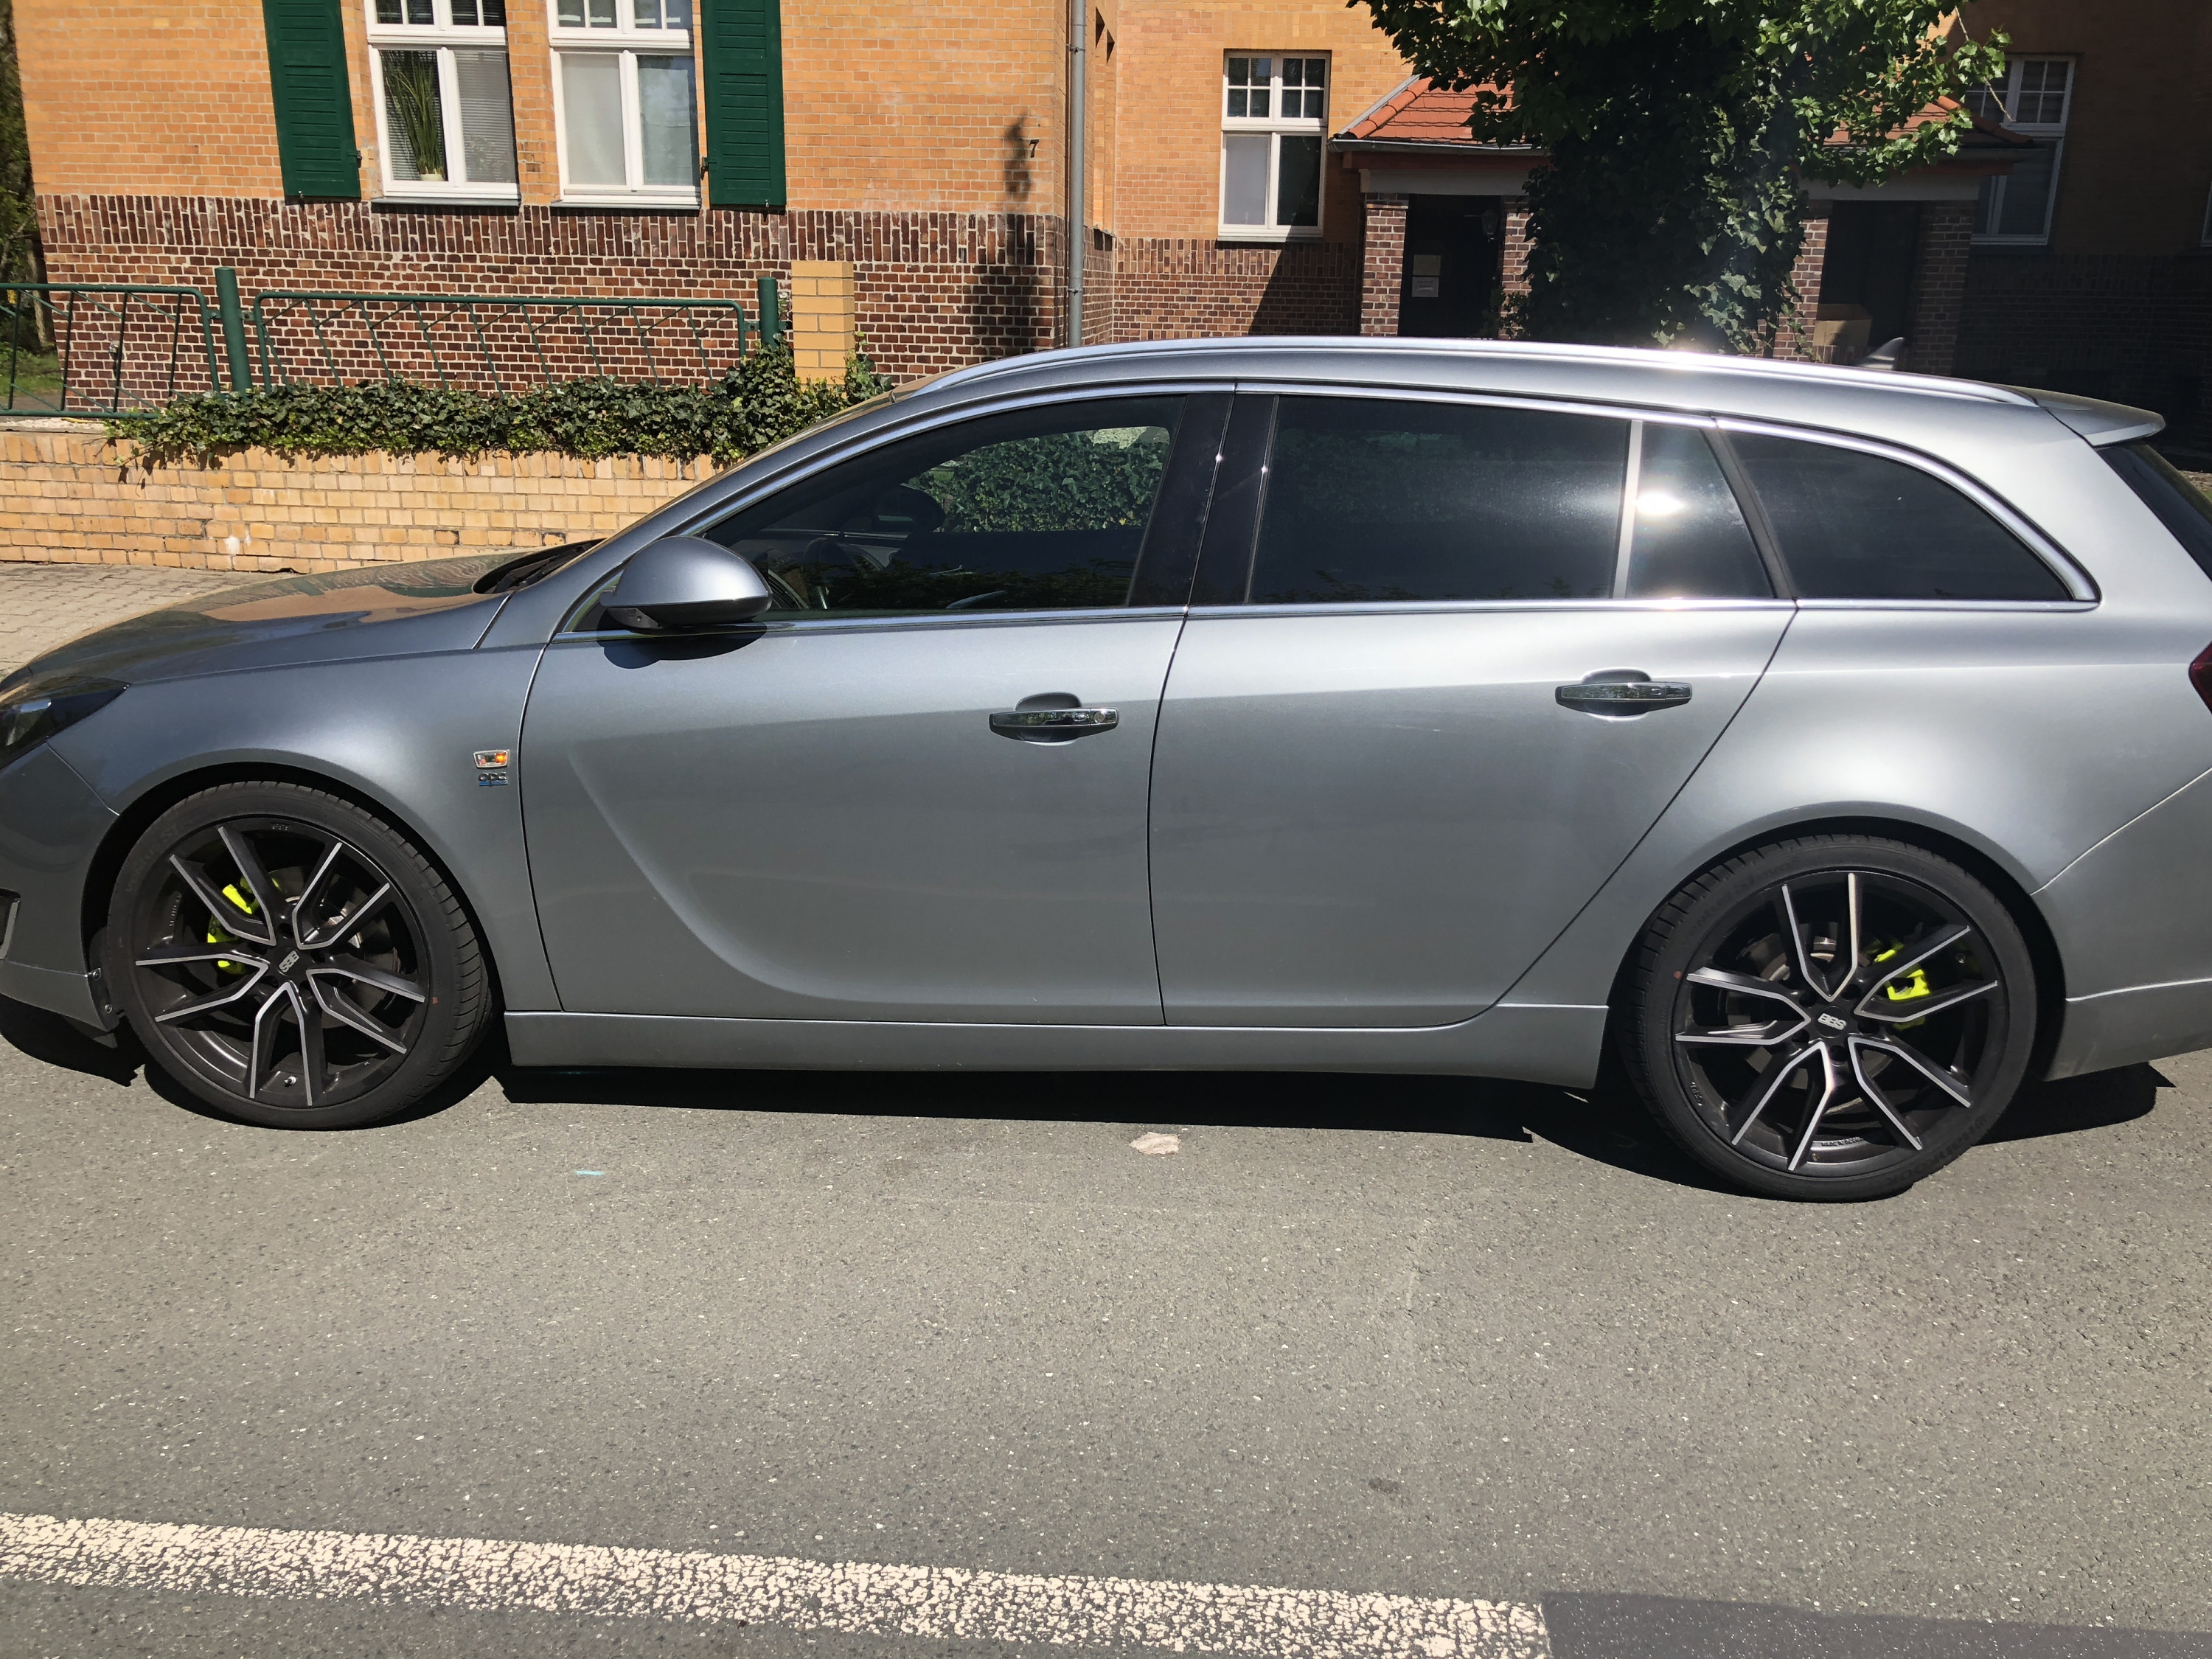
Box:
605;538;773;631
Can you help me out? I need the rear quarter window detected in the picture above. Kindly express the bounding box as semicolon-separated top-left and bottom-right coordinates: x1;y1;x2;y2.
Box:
1731;433;2070;602
2101;443;2212;584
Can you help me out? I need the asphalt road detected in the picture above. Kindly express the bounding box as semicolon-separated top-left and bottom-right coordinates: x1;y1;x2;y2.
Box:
4;1000;2211;1658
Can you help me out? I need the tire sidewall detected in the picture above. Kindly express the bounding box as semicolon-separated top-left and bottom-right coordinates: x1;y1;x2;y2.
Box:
108;782;478;1130
1630;836;2037;1202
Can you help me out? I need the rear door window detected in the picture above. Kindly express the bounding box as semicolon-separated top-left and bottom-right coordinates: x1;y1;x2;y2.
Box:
1729;432;2069;602
2101;442;2212;583
1247;397;1628;603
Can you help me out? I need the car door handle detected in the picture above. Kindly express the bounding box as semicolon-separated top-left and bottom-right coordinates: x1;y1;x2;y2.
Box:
990;706;1119;738
1555;678;1693;714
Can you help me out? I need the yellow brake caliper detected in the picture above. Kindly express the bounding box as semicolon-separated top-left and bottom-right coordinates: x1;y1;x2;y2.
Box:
208;882;257;973
1872;944;1931;1029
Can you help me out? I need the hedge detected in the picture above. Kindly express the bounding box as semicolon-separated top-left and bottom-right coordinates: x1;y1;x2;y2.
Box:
105;346;892;467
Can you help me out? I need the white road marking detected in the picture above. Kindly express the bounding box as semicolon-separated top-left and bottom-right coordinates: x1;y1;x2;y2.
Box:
0;1509;1549;1658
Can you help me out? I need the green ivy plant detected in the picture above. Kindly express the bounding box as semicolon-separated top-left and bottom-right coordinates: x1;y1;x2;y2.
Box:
1352;0;2010;352
106;346;892;468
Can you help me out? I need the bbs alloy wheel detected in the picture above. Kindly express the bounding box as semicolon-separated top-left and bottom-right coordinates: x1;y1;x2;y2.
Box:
1626;836;2036;1200
109;782;491;1129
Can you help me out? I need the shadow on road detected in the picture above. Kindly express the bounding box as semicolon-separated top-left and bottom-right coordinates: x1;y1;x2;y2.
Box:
0;992;2173;1189
1545;1590;2212;1659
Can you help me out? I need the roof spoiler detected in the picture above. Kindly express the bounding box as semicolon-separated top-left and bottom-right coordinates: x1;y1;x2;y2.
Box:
2017;387;2167;447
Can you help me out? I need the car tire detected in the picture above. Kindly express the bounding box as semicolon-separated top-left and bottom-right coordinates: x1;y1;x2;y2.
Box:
1619;834;2037;1201
106;780;493;1130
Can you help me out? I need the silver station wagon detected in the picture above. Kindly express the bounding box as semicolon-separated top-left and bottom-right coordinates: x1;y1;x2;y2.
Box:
6;338;2212;1200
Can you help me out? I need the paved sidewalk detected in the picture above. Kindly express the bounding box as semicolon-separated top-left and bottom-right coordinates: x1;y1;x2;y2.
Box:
0;564;248;675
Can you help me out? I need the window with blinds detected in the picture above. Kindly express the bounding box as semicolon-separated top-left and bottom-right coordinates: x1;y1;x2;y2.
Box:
365;0;520;203
549;0;700;205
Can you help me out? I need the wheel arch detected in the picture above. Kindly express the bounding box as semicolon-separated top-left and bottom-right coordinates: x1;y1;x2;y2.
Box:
1603;812;2069;1082
81;762;507;1017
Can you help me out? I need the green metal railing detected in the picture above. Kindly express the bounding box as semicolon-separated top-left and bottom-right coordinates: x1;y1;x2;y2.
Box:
1;282;227;415
246;288;773;394
0;272;789;413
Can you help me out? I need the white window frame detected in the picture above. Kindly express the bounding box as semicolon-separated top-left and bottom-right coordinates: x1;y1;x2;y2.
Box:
1218;52;1329;244
364;0;521;206
1966;56;2074;246
547;0;701;209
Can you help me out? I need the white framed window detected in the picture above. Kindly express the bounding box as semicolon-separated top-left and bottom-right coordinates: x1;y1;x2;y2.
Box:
1964;57;2073;244
1220;54;1326;242
548;0;700;208
366;0;521;205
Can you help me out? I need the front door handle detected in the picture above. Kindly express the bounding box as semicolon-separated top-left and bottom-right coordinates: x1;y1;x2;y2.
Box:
990;706;1119;740
1556;675;1693;715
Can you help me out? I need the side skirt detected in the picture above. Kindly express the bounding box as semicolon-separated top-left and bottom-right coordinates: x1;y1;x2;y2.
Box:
504;1003;1611;1086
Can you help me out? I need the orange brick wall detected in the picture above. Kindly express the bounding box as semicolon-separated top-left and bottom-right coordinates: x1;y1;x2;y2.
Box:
16;0;296;198
0;418;713;573
1102;1;1406;242
19;0;1418;364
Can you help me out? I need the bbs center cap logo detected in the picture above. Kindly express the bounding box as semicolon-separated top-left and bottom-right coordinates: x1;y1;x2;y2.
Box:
1816;1012;1848;1031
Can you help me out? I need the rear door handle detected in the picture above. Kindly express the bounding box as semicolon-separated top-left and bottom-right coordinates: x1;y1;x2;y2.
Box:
1556;677;1693;714
990;706;1119;740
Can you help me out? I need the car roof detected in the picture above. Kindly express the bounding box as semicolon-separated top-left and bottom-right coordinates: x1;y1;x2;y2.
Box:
894;336;2158;457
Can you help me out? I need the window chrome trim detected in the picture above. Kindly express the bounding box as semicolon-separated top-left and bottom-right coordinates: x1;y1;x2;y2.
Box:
1232;378;1724;432
560;606;1188;642
1188;598;1798;622
1790;598;2100;614
1715;416;2099;605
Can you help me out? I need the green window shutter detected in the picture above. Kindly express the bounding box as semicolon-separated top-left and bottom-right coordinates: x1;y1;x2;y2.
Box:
701;0;786;209
262;0;361;199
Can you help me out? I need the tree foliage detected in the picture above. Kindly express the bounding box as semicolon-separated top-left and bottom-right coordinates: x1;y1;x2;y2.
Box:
108;347;892;467
1352;0;2008;350
0;0;41;288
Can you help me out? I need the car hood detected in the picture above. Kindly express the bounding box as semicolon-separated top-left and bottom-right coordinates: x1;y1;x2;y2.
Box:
2;554;520;692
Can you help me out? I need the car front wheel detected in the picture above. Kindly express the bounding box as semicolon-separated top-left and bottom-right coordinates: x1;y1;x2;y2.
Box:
1621;835;2037;1201
107;781;492;1130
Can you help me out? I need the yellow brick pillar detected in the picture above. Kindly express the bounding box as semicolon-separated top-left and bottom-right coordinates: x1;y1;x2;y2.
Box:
788;260;856;383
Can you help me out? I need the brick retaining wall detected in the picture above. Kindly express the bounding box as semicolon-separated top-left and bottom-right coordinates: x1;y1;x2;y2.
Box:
0;418;712;573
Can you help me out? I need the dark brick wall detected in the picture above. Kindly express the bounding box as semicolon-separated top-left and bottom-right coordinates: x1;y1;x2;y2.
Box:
1359;195;1407;337
1108;237;1359;341
1958;252;2212;453
35;195;1068;386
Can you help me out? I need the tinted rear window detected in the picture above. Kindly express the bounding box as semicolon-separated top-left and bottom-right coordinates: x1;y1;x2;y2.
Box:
2101;442;2212;583
1248;397;1628;603
1731;434;2069;602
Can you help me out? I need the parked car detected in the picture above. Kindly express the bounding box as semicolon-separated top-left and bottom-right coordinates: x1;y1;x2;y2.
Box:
6;338;2211;1200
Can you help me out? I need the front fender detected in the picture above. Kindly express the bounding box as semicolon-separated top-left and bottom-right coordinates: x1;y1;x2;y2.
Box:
49;645;557;1014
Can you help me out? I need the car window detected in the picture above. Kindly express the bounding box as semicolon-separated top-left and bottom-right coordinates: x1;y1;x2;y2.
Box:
2101;442;2212;584
1624;423;1771;599
1731;432;2070;602
699;398;1182;618
1245;397;1628;604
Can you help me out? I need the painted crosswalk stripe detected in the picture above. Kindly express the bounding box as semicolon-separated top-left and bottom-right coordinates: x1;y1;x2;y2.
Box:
0;1510;1549;1658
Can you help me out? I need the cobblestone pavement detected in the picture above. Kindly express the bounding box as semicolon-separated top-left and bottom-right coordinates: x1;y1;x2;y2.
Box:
0;564;248;675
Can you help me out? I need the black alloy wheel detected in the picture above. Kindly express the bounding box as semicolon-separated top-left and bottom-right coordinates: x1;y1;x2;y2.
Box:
108;782;491;1129
1624;835;2036;1200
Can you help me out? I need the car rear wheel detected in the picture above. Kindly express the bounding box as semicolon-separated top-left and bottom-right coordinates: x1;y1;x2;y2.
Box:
1621;835;2036;1201
107;781;492;1130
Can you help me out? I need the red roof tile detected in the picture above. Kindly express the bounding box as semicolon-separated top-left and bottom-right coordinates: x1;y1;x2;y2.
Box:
1338;78;2029;153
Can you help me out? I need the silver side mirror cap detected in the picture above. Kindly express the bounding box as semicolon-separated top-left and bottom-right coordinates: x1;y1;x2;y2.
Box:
605;538;773;630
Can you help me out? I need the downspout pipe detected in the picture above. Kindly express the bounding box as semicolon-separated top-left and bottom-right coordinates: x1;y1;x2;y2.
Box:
1065;0;1086;349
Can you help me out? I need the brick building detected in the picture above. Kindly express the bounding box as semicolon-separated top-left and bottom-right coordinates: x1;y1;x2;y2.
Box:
1947;0;2212;453
10;0;2202;414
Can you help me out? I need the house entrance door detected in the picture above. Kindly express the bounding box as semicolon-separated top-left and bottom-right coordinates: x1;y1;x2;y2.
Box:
1397;194;1503;338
